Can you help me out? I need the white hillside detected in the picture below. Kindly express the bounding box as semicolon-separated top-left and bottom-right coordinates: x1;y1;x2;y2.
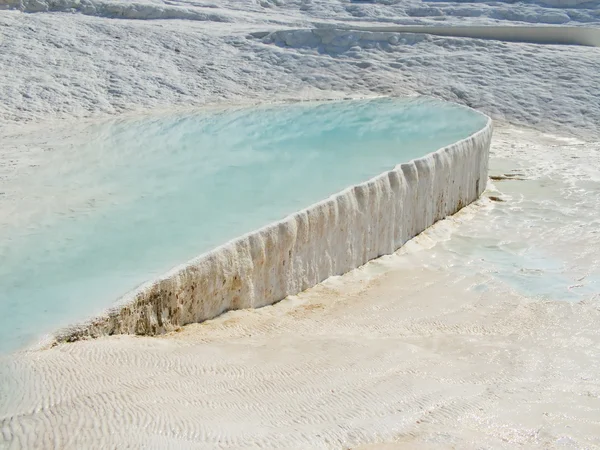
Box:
0;0;599;136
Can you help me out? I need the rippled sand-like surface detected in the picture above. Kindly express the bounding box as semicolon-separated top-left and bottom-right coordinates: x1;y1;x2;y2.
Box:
1;125;599;449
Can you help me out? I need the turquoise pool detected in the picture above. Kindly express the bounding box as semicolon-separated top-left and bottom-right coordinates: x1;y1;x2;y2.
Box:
0;98;487;352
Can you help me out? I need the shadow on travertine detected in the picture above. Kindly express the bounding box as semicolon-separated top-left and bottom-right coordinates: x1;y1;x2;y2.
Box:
261;26;600;48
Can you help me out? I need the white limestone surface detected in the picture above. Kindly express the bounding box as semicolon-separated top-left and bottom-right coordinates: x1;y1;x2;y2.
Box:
1;7;598;136
51;117;492;344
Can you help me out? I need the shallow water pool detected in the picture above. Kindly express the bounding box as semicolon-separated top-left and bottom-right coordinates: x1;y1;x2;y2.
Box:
0;98;487;352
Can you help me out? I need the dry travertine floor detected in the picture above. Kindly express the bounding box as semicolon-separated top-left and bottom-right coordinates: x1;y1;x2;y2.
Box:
1;125;599;449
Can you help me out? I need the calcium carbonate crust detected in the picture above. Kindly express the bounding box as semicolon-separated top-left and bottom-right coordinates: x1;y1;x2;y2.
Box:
51;114;493;345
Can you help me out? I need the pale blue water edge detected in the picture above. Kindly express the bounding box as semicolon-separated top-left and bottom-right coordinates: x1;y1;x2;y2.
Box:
0;98;487;353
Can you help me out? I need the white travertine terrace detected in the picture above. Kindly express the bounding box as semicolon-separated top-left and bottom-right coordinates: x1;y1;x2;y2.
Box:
53;116;492;345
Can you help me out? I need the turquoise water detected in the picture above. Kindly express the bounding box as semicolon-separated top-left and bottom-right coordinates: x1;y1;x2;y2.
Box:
0;98;487;352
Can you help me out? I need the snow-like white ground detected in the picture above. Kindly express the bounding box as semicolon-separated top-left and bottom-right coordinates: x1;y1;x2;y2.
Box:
1;0;600;448
0;0;599;136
